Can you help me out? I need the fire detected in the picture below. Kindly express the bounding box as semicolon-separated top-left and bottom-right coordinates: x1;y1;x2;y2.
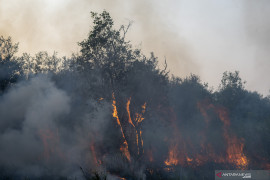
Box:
226;136;248;169
126;98;135;128
111;94;147;161
186;156;197;166
135;102;146;123
186;157;193;163
90;143;100;166
125;97;146;155
112;93;131;161
198;100;248;169
118;177;126;180
38;129;64;160
140;130;144;150
162;101;249;169
147;149;154;162
136;131;139;155
165;144;179;166
216;107;248;169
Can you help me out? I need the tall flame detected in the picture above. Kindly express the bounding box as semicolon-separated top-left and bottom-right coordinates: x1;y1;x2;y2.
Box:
126;98;135;128
112;93;131;161
198;101;248;169
216;107;248;169
126;98;146;156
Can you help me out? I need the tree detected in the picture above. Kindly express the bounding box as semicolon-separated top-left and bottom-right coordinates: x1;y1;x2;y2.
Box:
77;11;170;161
78;11;142;90
0;36;18;62
220;71;245;90
0;36;20;93
16;51;64;79
216;71;246;110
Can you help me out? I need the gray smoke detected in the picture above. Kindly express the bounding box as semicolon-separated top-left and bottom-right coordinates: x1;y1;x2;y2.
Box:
0;74;144;179
0;0;198;79
1;0;270;95
0;76;71;176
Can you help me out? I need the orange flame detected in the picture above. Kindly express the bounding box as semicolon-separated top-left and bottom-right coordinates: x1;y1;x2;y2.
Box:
135;102;146;124
198;100;248;169
216;107;248;169
126;98;135;128
147;149;154;162
125;98;146;156
165;144;179;166
163;101;249;169
112;93;131;161
90;143;100;166
140;130;144;150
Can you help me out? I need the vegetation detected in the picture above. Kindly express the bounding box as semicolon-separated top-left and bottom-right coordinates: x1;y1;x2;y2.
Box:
0;10;269;180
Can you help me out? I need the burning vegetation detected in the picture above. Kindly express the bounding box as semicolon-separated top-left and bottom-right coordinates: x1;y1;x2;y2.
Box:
0;11;270;180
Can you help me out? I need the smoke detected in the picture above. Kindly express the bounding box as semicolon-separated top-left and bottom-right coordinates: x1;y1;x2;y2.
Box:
0;0;198;79
0;77;67;175
0;73;148;179
0;75;105;178
0;76;70;176
1;0;270;94
242;1;270;95
0;1;270;179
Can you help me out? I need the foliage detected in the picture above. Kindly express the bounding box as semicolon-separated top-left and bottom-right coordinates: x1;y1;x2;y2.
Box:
216;71;246;110
16;51;64;77
0;36;20;93
78;11;141;88
0;36;18;62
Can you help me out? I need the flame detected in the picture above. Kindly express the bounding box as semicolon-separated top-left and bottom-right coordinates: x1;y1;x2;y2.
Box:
140;130;144;150
38;129;64;160
90;143;100;166
217;107;248;169
165;144;179;166
125;98;146;156
112;95;147;161
126;97;139;155
186;157;193;162
162;101;249;169
197;100;248;169
136;130;139;155
163;108;183;167
135;102;146;124
147;149;154;162
112;93;131;161
186;156;194;166
118;177;126;180
126;98;135;128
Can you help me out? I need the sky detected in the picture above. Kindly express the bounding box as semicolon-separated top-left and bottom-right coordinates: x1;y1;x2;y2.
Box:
0;0;269;95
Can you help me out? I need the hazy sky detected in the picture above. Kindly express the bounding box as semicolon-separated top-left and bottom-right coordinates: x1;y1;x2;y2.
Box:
0;0;269;95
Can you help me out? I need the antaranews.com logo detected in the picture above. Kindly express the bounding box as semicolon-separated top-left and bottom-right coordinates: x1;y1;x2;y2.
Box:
215;170;270;180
